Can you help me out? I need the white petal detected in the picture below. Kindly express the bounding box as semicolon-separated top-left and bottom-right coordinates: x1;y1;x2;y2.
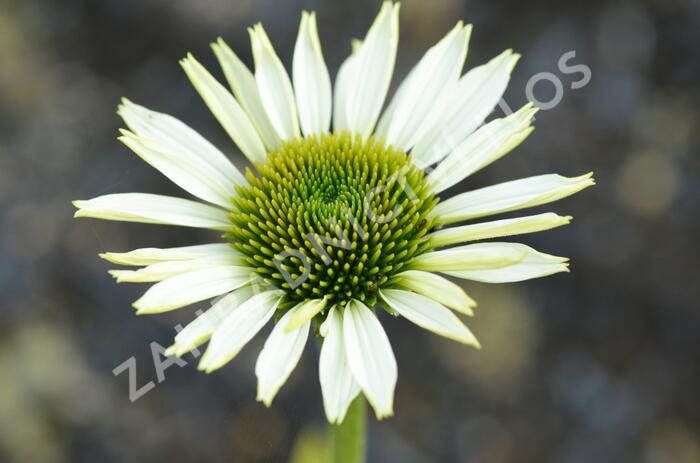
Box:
376;22;471;151
411;242;530;272
380;289;479;347
389;270;475;316
118;99;246;190
332;42;361;132
73;193;231;230
343;299;397;419
132;266;255;314
199;290;284;372
165;286;255;357
342;2;400;138
428;104;538;193
429;213;572;248
432;173;595;225
319;306;361;424
250;24;300;141
211;38;282;150
293;11;332;136
284;297;328;332
255;303;311;406
100;243;237;266
109;254;244;283
412;50;520;167
118;130;237;208
445;244;570;283
181;53;267;164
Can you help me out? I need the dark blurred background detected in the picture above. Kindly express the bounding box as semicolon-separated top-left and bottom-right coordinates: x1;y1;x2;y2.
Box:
1;0;699;462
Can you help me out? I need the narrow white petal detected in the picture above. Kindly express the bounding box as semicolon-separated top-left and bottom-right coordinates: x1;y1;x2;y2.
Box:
211;38;282;150
109;254;244;283
181;53;267;164
428;104;538;193
445;245;570;283
343;299;397;419
411;242;530;272
429;213;572;248
390;270;475;316
199;290;284;372
118;99;246;190
100;243;237;266
250;24;300;141
343;2;400;138
284;297;327;333
332;43;360;132
293;11;332;136
432;173;595;225
376;22;471;150
412;50;520;167
380;289;479;347
118;130;237;208
319;306;361;424
73;193;231;230
255;304;311;406
132;266;255;314
165;286;255;357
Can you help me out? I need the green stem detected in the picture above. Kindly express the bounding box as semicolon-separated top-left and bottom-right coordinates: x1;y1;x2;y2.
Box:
329;396;367;463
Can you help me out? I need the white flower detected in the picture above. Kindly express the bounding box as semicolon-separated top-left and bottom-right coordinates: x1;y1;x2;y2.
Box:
74;2;593;423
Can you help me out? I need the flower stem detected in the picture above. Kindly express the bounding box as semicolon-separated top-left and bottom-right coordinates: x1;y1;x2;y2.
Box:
330;396;367;463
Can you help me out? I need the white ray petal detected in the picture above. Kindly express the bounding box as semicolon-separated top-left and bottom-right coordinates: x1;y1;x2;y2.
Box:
343;299;397;419
411;242;531;272
412;50;520;167
284;297;328;332
73;193;231;230
293;11;332;136
250;24;300;141
100;243;238;266
255;303;311;406
118;99;246;189
198;290;284;372
132;266;255;314
181;53;267;164
332;41;361;132
376;22;471;151
432;173;595;225
165;286;255;357
342;1;400;138
428;104;538;193
319;306;361;424
389;270;475;316
109;254;244;283
445;245;570;283
380;289;480;347
429;213;572;248
211;38;282;150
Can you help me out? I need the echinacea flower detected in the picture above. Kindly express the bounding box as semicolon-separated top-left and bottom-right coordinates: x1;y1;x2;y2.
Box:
74;2;593;423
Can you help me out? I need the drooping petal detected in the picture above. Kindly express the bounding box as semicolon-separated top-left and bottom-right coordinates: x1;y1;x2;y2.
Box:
109;254;244;283
73;193;231;230
100;243;238;266
284;297;327;332
375;22;471;151
319;306;361;424
132;266;255;314
211;38;282;150
293;11;332;136
432;173;595;225
341;1;400;138
411;242;529;272
380;289;480;347
118;99;247;190
255;303;311;406
389;270;475;315
165;286;255;357
181;53;267;164
412;49;520;167
429;213;571;248
250;24;301;141
198;290;284;373
343;299;397;419
427;104;538;193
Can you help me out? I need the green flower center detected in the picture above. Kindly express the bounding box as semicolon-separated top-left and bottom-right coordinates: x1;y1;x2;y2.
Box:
228;132;438;307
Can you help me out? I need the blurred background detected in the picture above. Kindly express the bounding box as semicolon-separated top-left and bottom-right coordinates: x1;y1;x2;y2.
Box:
1;0;698;461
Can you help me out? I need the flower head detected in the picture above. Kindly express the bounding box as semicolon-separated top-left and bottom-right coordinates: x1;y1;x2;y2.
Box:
74;2;593;423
